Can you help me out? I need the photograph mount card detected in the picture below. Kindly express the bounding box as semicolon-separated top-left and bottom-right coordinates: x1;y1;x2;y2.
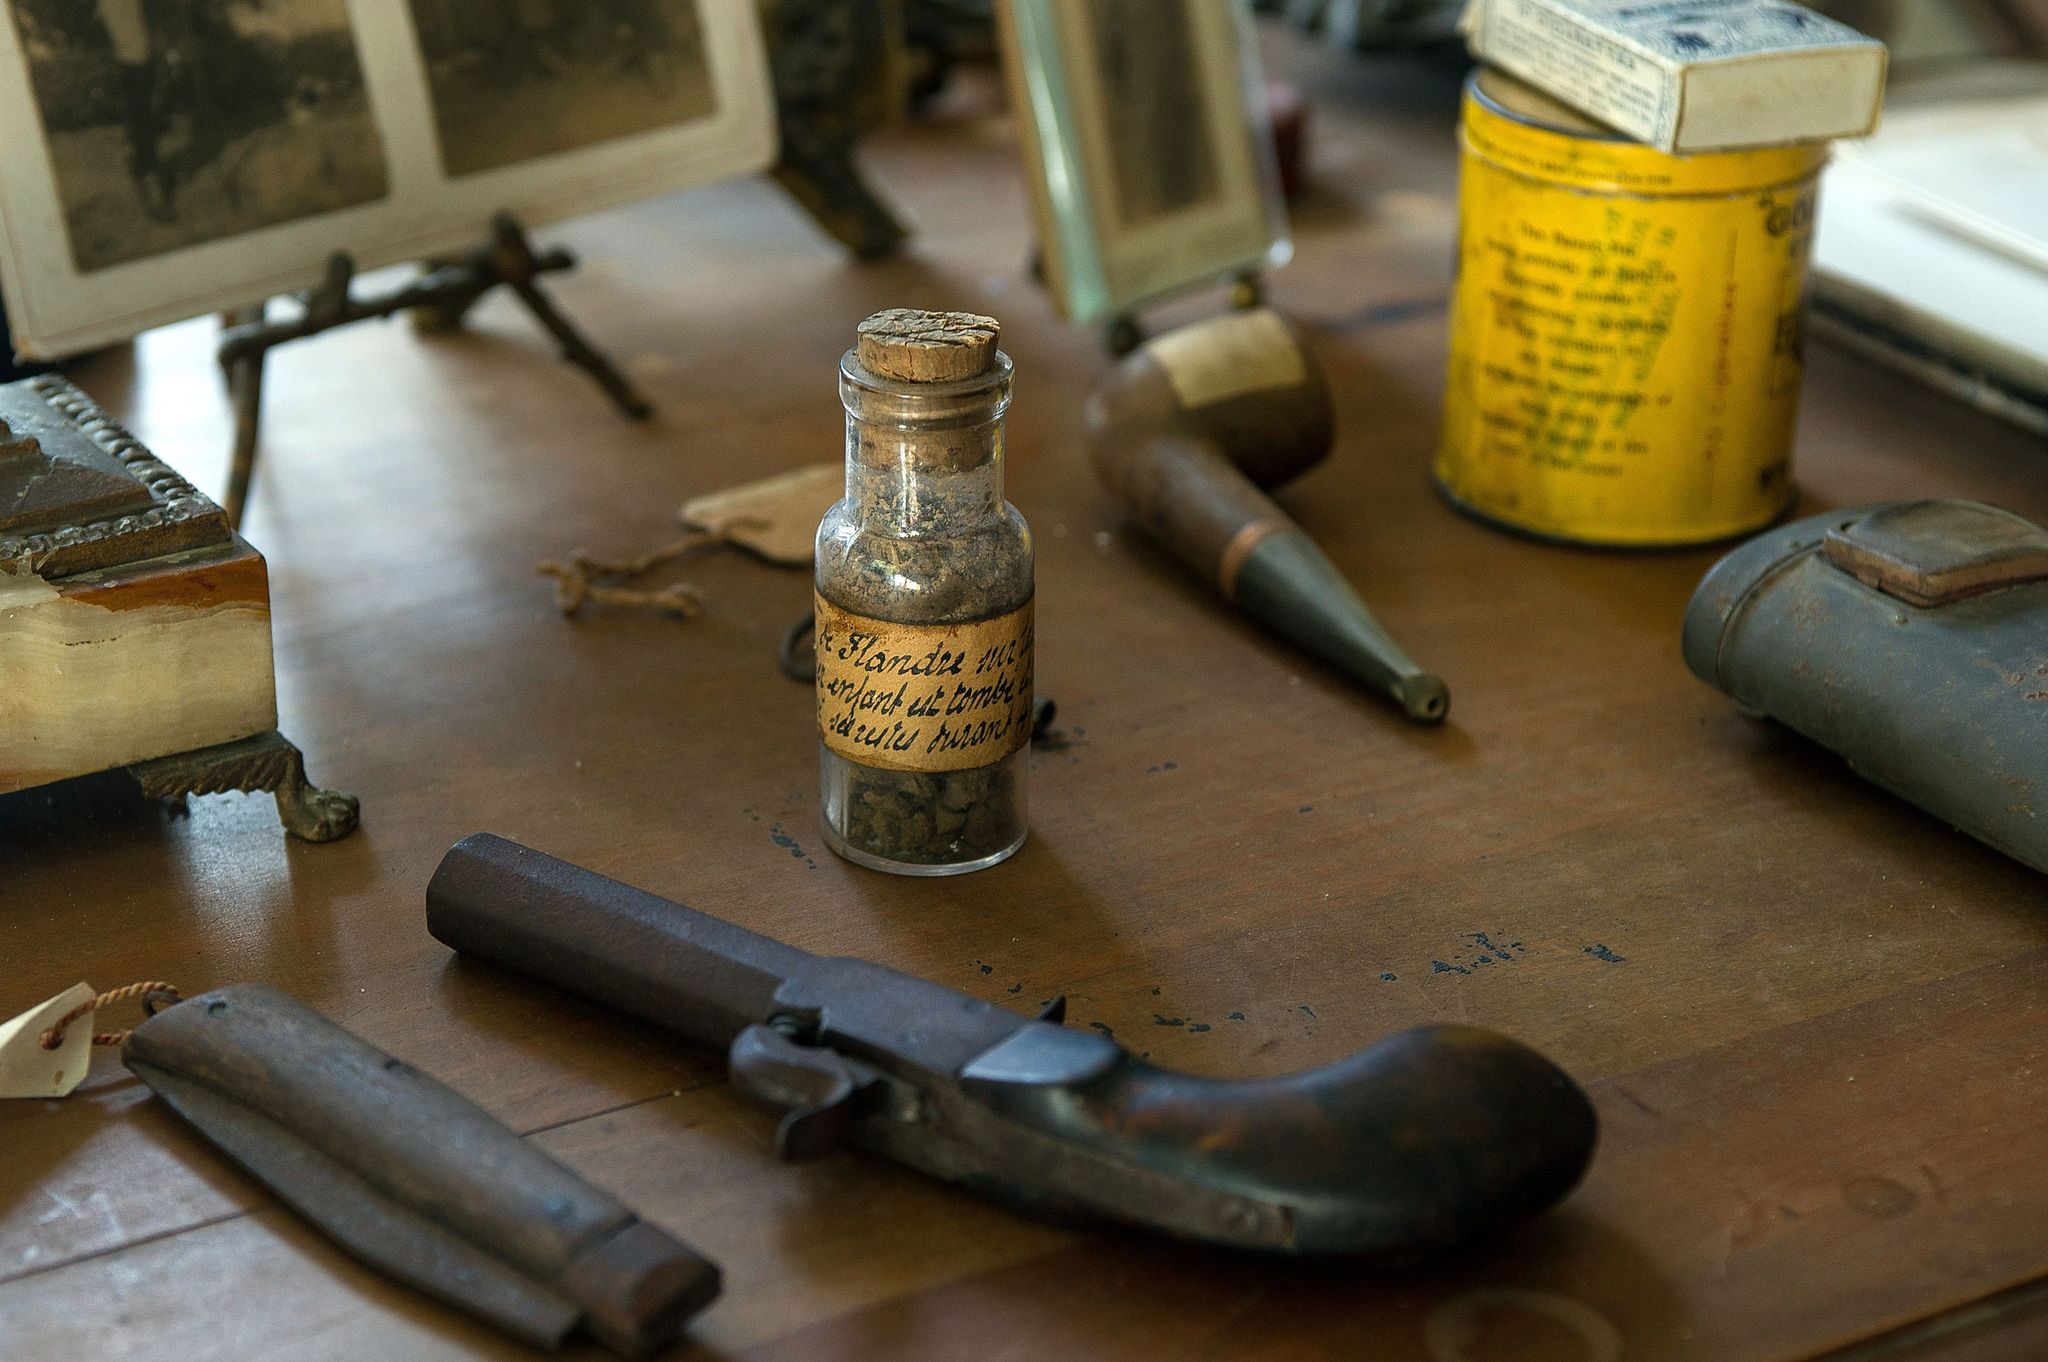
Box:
0;0;778;358
998;0;1290;326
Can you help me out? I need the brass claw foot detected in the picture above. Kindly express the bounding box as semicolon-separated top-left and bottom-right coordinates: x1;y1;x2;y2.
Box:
129;730;360;843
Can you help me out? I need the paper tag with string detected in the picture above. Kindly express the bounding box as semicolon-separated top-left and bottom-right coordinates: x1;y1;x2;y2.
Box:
680;462;841;567
538;463;842;619
0;981;183;1098
0;983;97;1098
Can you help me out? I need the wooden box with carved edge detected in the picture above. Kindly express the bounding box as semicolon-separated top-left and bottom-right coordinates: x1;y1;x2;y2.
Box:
0;375;355;840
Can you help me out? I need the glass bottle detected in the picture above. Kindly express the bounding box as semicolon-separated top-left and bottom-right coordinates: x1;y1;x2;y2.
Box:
814;309;1034;876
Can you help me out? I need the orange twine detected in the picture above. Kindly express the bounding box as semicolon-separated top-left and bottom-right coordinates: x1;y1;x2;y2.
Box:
38;982;183;1051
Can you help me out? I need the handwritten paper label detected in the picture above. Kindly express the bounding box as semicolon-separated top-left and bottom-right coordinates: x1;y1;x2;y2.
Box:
815;595;1034;772
0;983;95;1099
1147;309;1306;410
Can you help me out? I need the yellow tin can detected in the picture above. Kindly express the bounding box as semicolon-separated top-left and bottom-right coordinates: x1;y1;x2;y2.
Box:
1437;69;1827;547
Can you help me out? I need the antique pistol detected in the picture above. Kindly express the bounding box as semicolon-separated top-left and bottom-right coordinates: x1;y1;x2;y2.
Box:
427;834;1597;1257
124;984;720;1356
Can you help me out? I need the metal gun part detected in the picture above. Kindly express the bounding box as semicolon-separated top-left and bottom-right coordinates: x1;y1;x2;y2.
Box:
427;833;1597;1258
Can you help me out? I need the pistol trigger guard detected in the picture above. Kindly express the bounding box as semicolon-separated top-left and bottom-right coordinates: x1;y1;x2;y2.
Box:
727;1024;877;1163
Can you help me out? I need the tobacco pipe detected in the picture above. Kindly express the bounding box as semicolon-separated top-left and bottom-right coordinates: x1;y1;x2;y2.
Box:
428;834;1597;1258
1085;309;1449;722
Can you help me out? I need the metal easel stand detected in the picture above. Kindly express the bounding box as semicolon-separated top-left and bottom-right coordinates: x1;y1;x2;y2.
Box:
764;0;912;260
215;214;652;527
1104;272;1268;357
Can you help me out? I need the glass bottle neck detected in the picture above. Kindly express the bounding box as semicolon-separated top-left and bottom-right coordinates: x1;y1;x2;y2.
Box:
844;417;1005;536
840;351;1013;538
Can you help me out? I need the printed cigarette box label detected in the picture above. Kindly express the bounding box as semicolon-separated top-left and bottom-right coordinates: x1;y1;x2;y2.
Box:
1466;0;1886;152
815;595;1034;772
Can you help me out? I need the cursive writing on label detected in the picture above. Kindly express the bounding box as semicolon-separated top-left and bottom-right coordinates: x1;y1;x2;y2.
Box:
815;595;1034;773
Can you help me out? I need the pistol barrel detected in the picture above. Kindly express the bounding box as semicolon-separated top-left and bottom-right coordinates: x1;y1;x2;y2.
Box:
427;833;810;1049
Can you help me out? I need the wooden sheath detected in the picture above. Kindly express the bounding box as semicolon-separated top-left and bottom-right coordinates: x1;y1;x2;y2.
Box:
122;985;719;1357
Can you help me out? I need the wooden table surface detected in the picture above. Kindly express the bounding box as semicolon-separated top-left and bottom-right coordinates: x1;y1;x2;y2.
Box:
7;31;2048;1362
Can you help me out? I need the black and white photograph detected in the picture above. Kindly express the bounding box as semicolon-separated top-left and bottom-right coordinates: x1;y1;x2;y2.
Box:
1086;0;1221;230
410;0;718;177
0;0;773;356
6;0;388;272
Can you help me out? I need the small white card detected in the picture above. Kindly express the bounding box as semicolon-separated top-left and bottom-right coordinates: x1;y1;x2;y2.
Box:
0;983;97;1099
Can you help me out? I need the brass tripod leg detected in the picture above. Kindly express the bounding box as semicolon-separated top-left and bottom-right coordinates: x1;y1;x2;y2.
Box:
219;304;269;529
485;215;653;422
223;348;265;530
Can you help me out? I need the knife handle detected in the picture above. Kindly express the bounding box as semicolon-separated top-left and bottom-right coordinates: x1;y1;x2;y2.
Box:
123;984;718;1356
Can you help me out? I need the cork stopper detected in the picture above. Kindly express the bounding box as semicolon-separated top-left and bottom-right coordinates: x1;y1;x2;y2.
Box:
856;309;1000;384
